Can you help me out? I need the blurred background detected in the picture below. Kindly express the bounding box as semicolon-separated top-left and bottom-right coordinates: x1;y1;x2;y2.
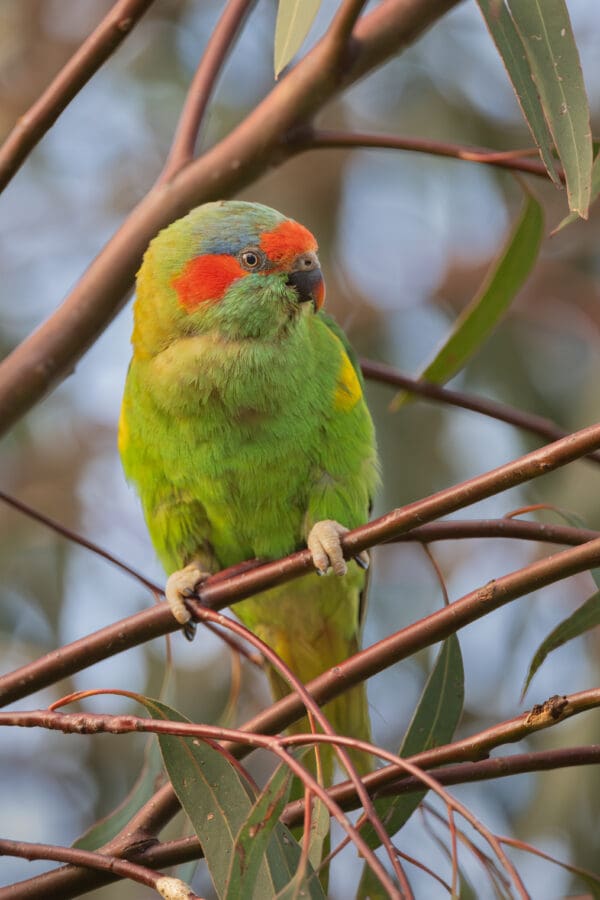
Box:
1;0;599;896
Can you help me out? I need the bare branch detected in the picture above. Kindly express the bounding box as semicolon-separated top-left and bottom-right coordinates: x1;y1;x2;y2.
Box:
160;0;256;181
4;416;600;708
0;839;200;899
0;0;155;192
0;0;461;437
295;128;565;181
360;358;600;465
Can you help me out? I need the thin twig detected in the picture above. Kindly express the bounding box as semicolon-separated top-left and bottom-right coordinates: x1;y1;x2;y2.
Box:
0;0;462;437
0;838;199;899
295;127;565;182
4;417;600;709
0;0;156;192
360;357;600;465
160;0;255;181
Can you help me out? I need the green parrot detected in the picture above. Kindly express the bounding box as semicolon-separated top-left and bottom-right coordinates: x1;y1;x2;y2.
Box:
119;200;379;776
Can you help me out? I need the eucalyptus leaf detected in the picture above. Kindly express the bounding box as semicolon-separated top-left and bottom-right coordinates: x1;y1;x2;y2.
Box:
508;0;593;217
136;696;301;898
392;195;543;409
476;0;559;184
361;634;464;852
274;0;321;78
522;590;600;697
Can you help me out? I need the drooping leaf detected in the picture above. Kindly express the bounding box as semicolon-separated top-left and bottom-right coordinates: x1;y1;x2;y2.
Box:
522;590;600;697
136;696;301;898
554;144;600;232
225;763;322;900
507;0;593;217
74;735;164;850
274;0;321;78
391;195;543;409
476;0;559;184
363;634;464;851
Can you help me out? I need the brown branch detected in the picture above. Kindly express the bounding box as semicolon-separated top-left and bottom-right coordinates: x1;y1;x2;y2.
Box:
160;0;255;181
391;518;600;546
0;839;200;899
4;685;597;899
360;358;600;465
0;0;155;192
11;708;598;899
0;488;159;593
296;127;564;181
0;0;461;437
377;745;600;798
4;417;600;708
58;739;600;878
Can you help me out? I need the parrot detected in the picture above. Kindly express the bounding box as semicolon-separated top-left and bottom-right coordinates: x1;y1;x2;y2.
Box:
119;200;379;778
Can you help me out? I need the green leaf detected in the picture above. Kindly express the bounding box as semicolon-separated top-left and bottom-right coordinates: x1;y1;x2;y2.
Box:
355;861;390;900
522;590;600;697
392;195;543;409
274;0;321;78
507;0;593;217
362;635;464;851
74;736;164;850
136;696;301;898
476;0;560;184
554;144;600;232
225;763;304;900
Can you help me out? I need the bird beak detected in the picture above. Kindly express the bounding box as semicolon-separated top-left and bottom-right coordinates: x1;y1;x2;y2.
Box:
286;251;325;310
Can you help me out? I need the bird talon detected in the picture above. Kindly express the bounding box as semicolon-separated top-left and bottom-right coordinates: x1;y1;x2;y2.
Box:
307;519;351;576
165;563;208;629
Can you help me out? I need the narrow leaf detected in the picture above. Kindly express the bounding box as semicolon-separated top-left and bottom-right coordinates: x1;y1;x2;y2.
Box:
225;764;297;900
476;0;560;184
392;195;543;409
508;0;593;217
74;736;164;850
554;145;600;232
362;634;464;851
274;0;321;78
136;696;298;898
522;590;600;696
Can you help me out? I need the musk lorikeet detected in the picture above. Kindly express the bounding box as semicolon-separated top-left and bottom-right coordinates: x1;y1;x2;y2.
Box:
119;200;379;775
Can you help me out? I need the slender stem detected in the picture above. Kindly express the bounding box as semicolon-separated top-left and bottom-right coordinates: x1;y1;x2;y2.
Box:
160;0;256;181
4;415;600;709
0;839;199;898
360;357;600;465
0;0;155;193
0;0;462;437
296;127;564;182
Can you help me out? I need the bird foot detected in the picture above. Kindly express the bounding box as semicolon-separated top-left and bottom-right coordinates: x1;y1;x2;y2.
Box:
307;519;369;576
165;563;208;639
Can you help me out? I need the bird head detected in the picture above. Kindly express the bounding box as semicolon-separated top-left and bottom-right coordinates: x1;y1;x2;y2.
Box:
132;201;325;355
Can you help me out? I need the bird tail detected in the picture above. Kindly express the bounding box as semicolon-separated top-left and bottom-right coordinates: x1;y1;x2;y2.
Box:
266;641;372;784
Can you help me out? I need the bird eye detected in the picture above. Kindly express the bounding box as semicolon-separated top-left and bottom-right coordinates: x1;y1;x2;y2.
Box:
240;249;264;270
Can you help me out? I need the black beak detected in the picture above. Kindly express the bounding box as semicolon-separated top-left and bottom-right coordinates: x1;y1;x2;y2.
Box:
286;268;324;307
286;251;325;310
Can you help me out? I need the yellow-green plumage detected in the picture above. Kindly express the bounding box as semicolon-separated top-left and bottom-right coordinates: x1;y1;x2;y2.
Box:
120;201;379;776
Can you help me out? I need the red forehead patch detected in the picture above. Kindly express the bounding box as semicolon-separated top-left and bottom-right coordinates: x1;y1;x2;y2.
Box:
260;219;317;268
172;254;246;311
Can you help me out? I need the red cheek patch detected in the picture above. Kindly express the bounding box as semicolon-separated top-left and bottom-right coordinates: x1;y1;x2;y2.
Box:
260;220;317;269
172;254;246;311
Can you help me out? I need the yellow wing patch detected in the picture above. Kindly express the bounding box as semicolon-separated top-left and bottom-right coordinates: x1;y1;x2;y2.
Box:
117;402;130;454
333;351;362;411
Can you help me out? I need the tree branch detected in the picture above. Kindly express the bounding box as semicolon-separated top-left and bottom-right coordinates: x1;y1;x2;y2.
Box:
360;358;600;465
0;840;199;900
0;0;156;192
0;0;461;437
294;128;565;181
159;0;256;181
4;416;600;708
